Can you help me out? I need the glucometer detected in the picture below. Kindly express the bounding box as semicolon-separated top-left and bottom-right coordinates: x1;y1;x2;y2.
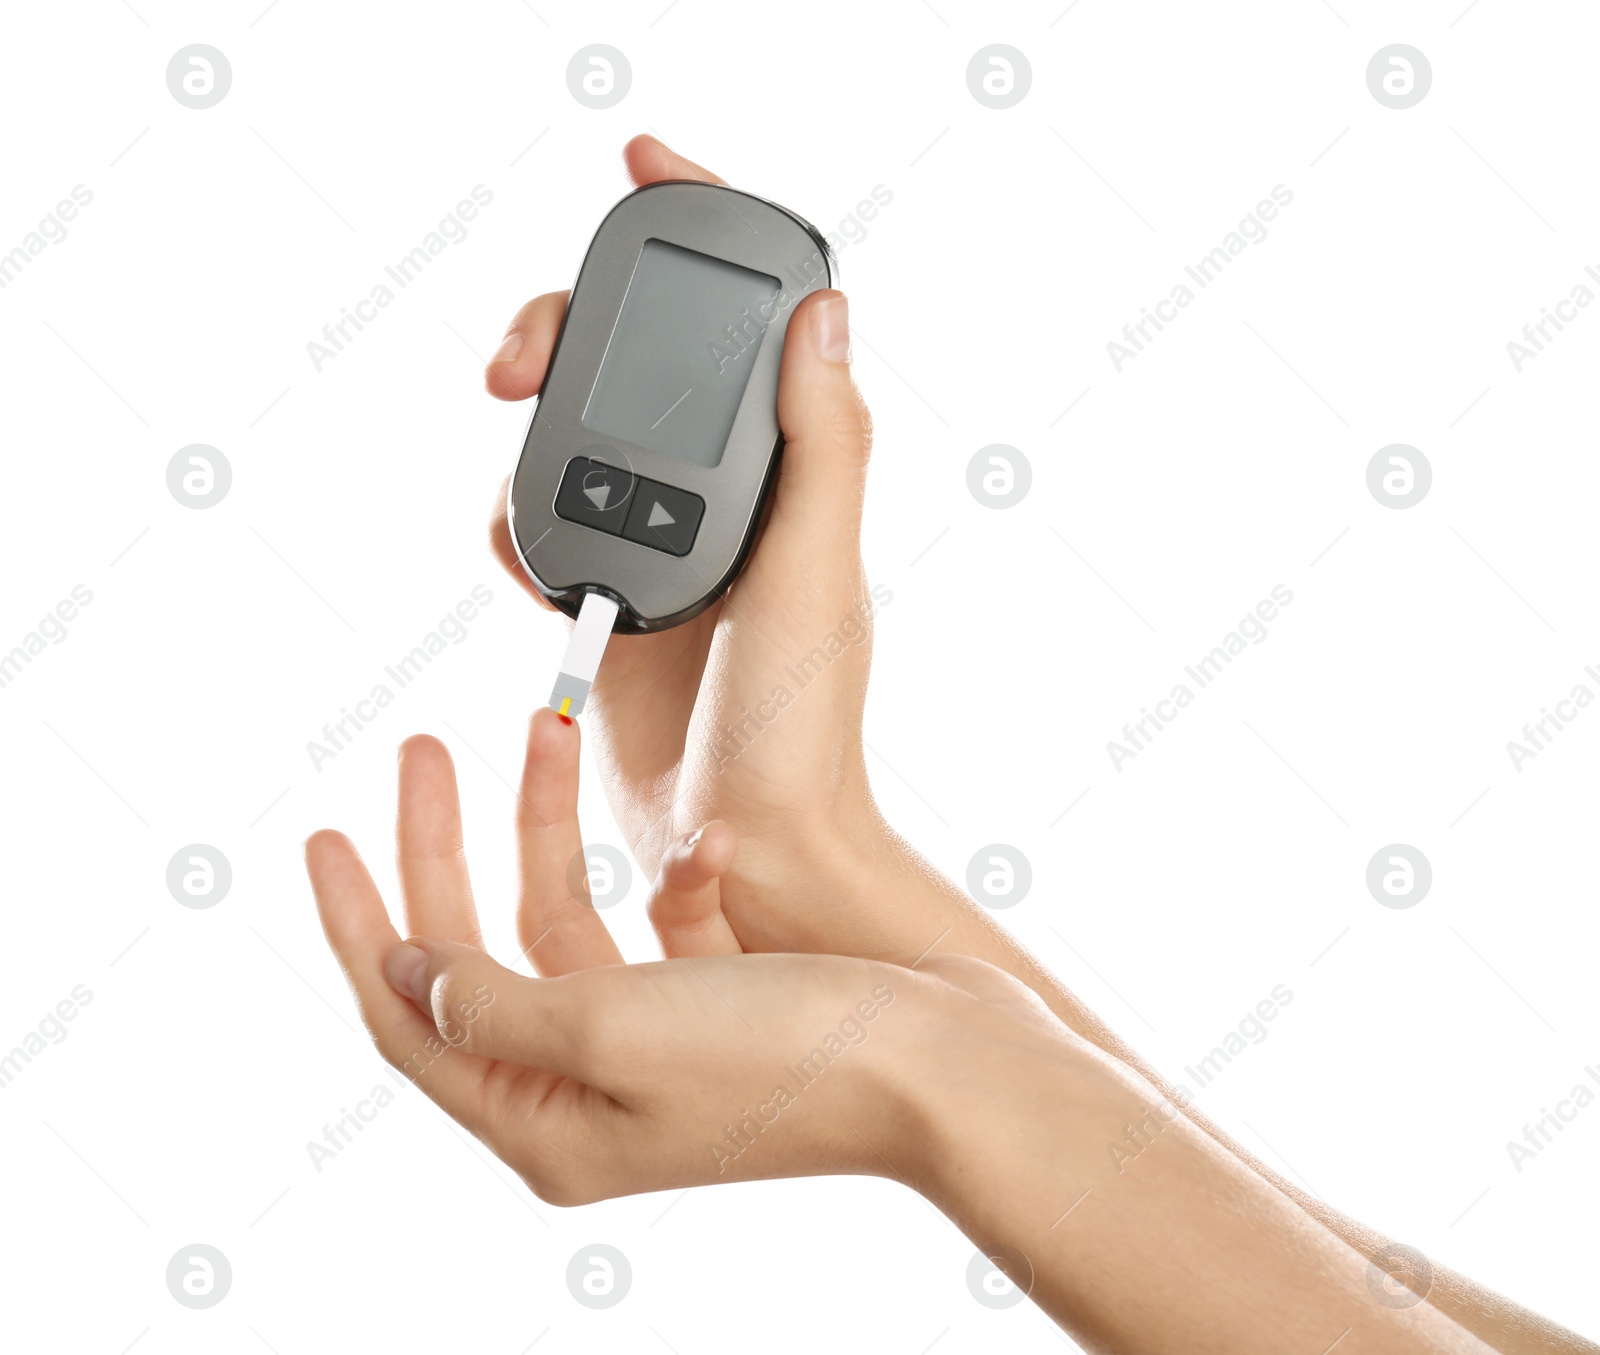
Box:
506;180;835;715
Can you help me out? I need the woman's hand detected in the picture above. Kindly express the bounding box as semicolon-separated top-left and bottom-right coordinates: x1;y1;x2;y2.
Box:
369;937;933;1204
484;135;927;963
302;710;1041;1203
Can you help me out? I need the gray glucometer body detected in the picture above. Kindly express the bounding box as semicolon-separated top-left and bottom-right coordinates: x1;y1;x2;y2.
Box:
508;181;835;634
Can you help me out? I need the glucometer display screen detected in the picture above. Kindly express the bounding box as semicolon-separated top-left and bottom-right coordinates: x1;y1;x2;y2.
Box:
581;239;781;468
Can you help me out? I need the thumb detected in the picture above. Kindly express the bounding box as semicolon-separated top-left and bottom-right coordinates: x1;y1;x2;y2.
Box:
767;290;873;571
646;821;742;959
383;937;603;1085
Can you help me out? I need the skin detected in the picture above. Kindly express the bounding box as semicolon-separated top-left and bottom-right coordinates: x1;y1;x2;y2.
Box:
307;715;1491;1353
469;134;1597;1355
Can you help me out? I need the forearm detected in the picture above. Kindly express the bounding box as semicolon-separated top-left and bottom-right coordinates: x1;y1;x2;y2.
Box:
907;1013;1488;1354
842;832;1596;1355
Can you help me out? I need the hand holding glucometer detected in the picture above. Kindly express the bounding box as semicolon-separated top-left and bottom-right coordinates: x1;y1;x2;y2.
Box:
483;136;889;950
505;154;835;715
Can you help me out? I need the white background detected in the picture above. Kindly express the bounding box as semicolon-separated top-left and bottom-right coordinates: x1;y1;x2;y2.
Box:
2;1;1597;1350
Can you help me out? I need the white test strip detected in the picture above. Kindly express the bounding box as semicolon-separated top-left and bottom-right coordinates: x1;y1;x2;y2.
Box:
548;591;620;717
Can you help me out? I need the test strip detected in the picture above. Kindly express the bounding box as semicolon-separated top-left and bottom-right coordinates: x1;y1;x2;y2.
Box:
548;591;619;717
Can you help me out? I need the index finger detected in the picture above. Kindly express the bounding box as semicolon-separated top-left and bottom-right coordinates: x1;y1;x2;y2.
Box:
516;708;626;976
485;289;568;402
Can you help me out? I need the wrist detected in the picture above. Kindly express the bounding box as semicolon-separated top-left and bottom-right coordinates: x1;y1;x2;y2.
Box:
892;981;1108;1205
797;819;1098;1040
848;965;1040;1189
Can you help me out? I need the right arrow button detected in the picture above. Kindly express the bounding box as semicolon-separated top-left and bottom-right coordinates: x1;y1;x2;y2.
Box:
623;479;704;556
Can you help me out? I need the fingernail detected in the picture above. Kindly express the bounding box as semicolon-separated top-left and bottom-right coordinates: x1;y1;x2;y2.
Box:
491;331;523;365
813;292;850;363
684;828;704;850
384;943;430;1003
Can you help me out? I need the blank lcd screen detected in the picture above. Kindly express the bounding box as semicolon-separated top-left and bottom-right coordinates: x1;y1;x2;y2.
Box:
581;239;781;468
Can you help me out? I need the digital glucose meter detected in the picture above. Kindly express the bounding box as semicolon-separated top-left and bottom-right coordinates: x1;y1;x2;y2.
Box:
506;180;835;714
